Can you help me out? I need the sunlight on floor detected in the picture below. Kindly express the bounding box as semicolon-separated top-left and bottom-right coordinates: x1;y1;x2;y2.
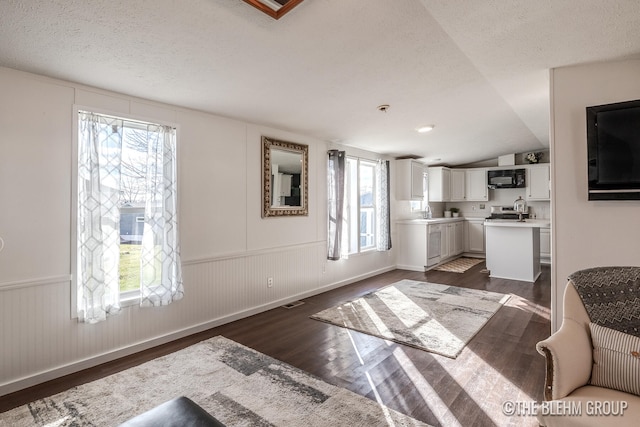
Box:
375;286;430;328
342;315;535;426
364;371;401;427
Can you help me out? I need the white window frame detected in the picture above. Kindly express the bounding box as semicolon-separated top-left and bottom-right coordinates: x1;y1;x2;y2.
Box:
71;105;180;317
345;156;378;255
409;171;429;212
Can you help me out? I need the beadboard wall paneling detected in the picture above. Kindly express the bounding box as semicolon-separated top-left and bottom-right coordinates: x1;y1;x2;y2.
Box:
0;66;396;396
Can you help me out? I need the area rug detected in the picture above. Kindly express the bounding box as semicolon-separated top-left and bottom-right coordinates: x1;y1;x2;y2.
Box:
310;280;509;358
0;336;428;427
433;257;484;273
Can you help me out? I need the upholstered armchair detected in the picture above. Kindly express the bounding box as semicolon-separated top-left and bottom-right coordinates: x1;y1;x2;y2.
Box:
536;267;640;426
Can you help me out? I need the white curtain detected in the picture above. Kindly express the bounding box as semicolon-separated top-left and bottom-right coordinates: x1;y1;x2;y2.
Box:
376;159;392;251
77;112;183;323
77;112;124;323
139;124;184;306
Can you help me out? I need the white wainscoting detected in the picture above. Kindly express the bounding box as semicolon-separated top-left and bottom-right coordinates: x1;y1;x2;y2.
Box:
0;241;395;396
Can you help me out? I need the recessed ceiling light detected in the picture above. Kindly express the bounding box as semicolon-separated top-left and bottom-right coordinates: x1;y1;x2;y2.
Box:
416;125;435;133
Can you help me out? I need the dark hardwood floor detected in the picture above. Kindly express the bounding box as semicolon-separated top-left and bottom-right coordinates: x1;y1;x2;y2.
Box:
1;262;551;426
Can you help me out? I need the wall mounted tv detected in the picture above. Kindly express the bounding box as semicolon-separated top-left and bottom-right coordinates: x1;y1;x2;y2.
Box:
587;99;640;200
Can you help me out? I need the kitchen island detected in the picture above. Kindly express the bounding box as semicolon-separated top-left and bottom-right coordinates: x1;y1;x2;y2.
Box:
484;219;551;282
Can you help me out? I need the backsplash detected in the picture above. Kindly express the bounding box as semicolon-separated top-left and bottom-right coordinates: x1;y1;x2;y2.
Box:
444;187;550;219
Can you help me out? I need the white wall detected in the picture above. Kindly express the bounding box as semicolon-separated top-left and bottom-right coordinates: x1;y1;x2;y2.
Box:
550;59;640;330
0;67;396;394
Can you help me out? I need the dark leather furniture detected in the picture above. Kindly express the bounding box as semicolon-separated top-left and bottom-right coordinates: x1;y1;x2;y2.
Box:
119;396;225;427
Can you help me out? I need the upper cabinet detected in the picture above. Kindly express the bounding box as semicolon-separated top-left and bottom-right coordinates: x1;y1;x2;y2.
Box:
428;166;450;202
451;168;488;202
450;169;466;201
466;168;488;201
428;166;488;202
396;159;425;200
526;164;551;200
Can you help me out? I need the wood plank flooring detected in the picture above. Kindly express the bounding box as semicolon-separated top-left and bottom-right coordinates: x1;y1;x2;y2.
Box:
0;262;551;426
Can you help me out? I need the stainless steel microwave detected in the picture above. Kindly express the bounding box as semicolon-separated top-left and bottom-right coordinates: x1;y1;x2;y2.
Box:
487;168;526;189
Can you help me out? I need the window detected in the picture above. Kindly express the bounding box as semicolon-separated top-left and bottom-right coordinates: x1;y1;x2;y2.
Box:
75;110;183;323
345;157;377;254
409;172;429;212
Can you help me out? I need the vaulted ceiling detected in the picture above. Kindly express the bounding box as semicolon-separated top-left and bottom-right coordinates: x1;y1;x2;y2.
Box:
1;1;640;165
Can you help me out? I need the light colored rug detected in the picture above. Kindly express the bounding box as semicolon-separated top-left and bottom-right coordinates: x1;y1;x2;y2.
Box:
433;257;484;273
310;280;509;358
0;336;429;427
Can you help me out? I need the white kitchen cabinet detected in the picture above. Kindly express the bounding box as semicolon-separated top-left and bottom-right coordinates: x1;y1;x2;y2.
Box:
280;173;292;197
450;169;487;202
465;219;485;253
450;169;466;201
440;225;450;260
396;222;427;271
466;168;488;201
527;164;550;200
449;221;464;256
396;219;465;271
540;227;551;264
428;166;451;202
396;159;425;200
441;221;464;261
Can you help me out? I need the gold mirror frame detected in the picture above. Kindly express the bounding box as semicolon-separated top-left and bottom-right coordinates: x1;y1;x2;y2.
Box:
262;136;308;217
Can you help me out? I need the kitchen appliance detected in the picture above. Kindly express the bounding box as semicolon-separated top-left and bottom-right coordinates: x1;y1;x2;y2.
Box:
487;168;526;189
513;196;527;213
426;224;442;266
486;205;529;221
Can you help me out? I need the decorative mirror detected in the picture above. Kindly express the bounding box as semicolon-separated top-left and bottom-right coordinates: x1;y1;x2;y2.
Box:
262;136;308;217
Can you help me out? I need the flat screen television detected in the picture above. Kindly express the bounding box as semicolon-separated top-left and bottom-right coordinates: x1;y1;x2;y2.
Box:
587;99;640;200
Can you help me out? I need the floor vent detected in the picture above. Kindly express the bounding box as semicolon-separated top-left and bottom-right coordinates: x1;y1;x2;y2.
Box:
282;301;304;309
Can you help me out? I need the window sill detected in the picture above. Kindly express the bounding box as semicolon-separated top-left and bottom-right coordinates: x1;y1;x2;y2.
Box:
119;291;140;308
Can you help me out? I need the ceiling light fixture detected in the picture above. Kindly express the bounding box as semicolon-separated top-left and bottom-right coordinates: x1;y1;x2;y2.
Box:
416;125;435;133
377;104;390;113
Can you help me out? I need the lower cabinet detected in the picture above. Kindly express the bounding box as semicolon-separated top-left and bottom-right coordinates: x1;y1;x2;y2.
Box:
540;227;551;264
465;219;486;254
397;219;465;271
442;222;464;258
396;223;427;271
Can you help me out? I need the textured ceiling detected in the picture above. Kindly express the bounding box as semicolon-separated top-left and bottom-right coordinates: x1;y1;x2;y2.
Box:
1;0;640;165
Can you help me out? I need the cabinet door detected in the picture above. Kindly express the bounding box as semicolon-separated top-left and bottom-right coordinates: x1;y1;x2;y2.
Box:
440;225;450;259
466;169;488;201
427;167;450;202
450;169;466;201
396;159;425;200
454;221;464;255
411;161;425;199
466;220;485;253
397;224;428;271
527;165;550;200
281;174;292;197
540;228;551;260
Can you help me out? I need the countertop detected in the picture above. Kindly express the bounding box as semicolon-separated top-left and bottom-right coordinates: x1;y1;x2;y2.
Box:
397;217;469;225
484;219;551;228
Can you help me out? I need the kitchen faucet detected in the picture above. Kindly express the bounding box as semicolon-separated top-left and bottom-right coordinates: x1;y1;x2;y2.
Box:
423;205;432;219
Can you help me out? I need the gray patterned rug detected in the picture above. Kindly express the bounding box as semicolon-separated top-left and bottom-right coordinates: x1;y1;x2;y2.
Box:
310;280;510;358
0;336;428;427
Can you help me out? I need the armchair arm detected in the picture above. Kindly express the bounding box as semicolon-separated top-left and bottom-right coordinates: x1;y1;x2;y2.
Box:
536;318;593;400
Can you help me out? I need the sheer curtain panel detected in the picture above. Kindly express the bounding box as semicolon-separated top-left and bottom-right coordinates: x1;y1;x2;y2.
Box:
376;160;392;251
140;124;184;306
77;112;124;323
